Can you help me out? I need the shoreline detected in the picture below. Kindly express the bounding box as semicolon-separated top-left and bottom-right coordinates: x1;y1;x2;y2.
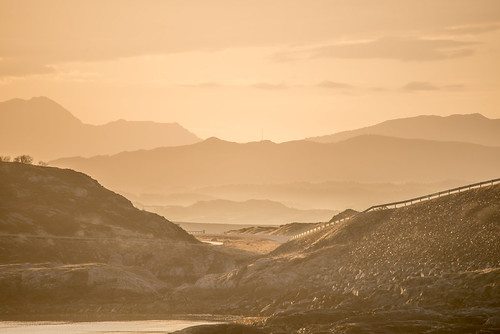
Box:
0;313;242;323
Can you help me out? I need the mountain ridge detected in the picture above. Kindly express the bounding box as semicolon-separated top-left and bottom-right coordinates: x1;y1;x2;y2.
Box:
307;113;500;147
50;135;500;193
0;96;201;160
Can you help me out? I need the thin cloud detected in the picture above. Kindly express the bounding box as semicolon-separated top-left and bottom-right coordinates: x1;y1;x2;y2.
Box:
1;1;499;77
51;70;102;83
402;82;439;91
0;59;55;78
444;22;500;36
402;81;466;92
315;81;390;96
276;37;479;62
176;81;289;90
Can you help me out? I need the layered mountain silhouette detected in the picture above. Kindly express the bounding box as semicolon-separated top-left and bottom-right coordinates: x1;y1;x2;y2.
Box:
0;97;201;160
144;199;336;225
51;136;500;195
190;180;466;211
307;113;500;147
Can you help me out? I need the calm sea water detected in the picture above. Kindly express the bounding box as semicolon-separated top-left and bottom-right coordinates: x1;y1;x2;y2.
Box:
0;320;220;333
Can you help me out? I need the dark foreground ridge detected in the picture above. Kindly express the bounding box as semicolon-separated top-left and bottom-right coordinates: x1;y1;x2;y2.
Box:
0;161;195;242
1;161;499;333
0;162;255;316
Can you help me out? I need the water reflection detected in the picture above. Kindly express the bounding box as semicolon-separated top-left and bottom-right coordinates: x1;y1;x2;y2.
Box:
0;320;220;333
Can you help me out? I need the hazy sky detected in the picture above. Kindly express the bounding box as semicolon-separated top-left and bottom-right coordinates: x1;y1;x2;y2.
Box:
1;0;500;142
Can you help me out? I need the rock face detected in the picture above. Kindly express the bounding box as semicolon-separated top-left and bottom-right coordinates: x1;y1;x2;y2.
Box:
189;184;500;332
0;162;249;316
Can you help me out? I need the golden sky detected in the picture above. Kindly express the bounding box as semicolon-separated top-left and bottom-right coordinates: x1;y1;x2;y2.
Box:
1;0;499;142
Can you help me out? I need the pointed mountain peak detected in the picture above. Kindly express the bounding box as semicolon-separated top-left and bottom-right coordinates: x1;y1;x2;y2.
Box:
0;96;82;125
205;136;223;142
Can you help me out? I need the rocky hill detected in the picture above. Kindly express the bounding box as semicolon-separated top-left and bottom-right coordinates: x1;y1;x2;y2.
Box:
0;162;252;317
0;161;194;241
0;97;201;160
190;183;500;332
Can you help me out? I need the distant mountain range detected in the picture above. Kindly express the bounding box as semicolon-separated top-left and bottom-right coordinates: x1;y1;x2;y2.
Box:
142;199;337;225
51;136;500;196
0;97;201;160
6;96;500;213
187;180;468;212
307;113;500;147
